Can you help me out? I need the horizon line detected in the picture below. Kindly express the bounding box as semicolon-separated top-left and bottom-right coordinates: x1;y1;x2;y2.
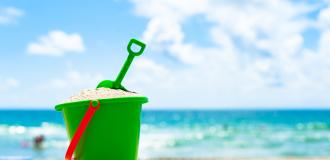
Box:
0;107;330;111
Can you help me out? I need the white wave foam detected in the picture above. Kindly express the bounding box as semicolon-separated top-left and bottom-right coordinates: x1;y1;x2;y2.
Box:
0;123;67;137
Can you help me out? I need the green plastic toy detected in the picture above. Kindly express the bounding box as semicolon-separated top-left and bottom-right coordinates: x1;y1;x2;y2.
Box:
55;38;148;160
97;38;146;90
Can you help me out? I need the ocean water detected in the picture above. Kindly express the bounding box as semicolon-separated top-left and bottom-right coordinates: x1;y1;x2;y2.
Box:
0;109;330;159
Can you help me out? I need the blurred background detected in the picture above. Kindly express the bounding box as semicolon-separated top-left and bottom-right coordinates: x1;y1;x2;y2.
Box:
0;0;330;159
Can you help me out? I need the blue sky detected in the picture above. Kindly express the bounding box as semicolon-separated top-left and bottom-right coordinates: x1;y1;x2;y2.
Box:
0;0;329;109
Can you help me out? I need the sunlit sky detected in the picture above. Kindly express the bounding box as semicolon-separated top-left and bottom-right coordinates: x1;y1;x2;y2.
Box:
0;0;329;109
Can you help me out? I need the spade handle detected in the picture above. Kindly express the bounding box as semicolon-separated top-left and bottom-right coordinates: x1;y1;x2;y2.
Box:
113;39;146;88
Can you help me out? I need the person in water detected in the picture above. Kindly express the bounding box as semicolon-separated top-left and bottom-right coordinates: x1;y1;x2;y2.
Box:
33;135;45;150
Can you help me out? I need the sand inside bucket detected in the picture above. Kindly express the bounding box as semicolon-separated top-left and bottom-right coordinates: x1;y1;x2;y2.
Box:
64;87;140;103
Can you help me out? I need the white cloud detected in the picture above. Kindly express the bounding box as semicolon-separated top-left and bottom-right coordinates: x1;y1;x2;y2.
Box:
129;0;330;108
0;7;23;25
318;7;330;29
128;58;172;87
320;30;330;55
0;70;104;107
0;77;19;92
41;70;104;105
27;30;85;56
48;70;103;90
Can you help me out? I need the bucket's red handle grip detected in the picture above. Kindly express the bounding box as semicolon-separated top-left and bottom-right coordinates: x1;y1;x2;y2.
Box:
65;100;100;160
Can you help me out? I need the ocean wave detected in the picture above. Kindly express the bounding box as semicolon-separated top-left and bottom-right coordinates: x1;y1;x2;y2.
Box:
138;123;330;158
1;121;330;158
296;122;330;130
0;123;67;149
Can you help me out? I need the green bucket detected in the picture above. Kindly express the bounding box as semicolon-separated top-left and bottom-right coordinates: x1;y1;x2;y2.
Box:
55;39;148;160
55;96;148;159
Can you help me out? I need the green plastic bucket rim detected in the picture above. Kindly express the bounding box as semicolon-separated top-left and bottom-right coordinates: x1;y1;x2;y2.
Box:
55;96;148;111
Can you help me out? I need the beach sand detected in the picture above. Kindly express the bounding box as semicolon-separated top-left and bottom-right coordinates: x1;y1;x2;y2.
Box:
144;158;330;160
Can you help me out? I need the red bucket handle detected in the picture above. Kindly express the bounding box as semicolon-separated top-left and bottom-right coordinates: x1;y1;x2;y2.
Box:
65;100;100;160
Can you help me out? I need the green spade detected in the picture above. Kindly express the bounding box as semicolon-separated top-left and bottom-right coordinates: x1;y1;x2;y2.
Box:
96;38;146;90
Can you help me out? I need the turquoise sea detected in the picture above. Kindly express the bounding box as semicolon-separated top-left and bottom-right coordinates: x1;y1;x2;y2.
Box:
0;109;330;159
